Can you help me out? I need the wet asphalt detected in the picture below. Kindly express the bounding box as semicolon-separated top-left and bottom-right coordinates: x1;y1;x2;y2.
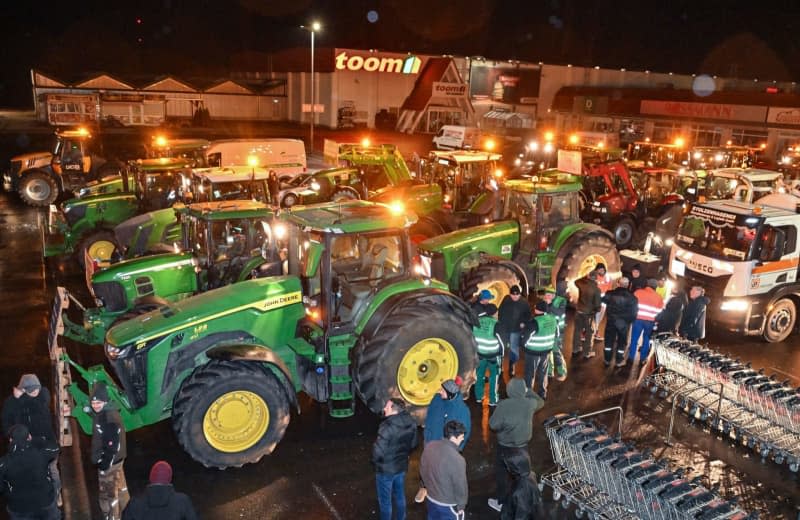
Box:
0;128;798;518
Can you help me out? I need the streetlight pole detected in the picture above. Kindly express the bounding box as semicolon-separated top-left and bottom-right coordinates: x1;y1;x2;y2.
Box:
302;21;321;152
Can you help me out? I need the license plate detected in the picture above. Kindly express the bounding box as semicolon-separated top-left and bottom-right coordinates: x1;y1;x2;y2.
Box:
671;259;685;277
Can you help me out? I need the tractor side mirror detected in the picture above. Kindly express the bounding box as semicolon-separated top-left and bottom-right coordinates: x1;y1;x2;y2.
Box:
303;240;324;278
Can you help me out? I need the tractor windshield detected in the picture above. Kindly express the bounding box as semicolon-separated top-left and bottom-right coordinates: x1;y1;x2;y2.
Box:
539;192;578;228
676;207;763;261
190;217;255;265
195;179;270;203
139;171;185;210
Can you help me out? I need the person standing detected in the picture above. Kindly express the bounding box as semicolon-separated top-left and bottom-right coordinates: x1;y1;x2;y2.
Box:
593;263;612;341
487;378;544;512
498;450;541;520
372;398;419;520
419;421;468;520
629;264;646;292
628;279;664;365
656;285;687;335
122;461;197;520
267;170;280;206
0;425;60;520
472;305;504;406
1;373;61;505
497;286;531;376
601;277;638;367
91;383;129;520
538;284;567;382
416;379;471;503
572;271;601;359
522;309;558;399
679;286;710;341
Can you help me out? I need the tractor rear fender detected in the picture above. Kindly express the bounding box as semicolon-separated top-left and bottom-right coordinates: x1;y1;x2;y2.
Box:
487;257;529;296
22;167;64;191
359;287;477;343
551;224;615;275
205;344;299;412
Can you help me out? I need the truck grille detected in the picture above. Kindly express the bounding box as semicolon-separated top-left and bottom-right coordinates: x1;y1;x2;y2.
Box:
679;270;730;299
93;281;127;312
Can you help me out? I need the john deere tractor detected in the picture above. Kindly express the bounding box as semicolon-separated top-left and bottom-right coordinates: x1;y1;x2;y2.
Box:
54;200;282;347
58;200;477;468
43;158;194;266
416;169;620;304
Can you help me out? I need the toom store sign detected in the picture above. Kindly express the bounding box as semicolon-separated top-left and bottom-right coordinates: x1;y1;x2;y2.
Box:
335;51;421;74
432;82;467;97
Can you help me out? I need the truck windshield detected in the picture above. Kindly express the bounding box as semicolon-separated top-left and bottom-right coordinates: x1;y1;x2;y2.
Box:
676;207;763;261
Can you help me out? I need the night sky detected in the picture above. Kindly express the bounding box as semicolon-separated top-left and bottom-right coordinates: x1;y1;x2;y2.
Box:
2;0;800;107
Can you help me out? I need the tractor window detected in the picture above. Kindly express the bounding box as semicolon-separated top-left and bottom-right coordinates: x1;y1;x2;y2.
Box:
360;165;391;191
141;171;181;208
329;232;404;279
540;193;576;227
208;219;250;260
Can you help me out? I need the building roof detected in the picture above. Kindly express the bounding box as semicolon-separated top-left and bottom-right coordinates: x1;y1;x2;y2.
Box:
400;58;453;111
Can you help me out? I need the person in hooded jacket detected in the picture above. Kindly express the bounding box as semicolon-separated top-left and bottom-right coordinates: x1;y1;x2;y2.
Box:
122;461;197;520
372;398;419;520
499;449;541;520
679;286;710;341
601;277;638;367
0;424;60;520
91;382;129;520
487;378;544;512
656;286;687;335
1;374;61;505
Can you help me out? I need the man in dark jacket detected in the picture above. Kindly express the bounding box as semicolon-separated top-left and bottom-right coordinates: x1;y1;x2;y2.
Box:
497;286;531;376
0;424;60;520
487;378;544;512
122;461;197;520
499;449;540;520
91;382;129;520
372;398;419;520
601;277;638;367
656;286;687;334
471;289;496;318
420;421;468;520
1;373;61;504
572;271;601;359
629;264;647;292
679;286;710;341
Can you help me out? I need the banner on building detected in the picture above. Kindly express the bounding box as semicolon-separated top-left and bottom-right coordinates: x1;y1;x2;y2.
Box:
469;63;540;105
641;100;767;123
767;107;800;126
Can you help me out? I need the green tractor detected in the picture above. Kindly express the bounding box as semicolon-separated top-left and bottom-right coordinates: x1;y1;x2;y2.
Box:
57;201;477;468
416;169;621;304
55;200;282;347
43;157;194;266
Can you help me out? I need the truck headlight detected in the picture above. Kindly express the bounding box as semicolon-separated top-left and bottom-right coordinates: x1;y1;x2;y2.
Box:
720;299;749;312
600;207;608;213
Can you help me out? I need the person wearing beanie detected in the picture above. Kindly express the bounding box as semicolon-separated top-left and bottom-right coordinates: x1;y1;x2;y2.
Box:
2;373;62;506
497;285;531;377
629;264;646;292
471;289;496;318
415;379;471;504
0;424;60;519
122;461;197;520
90;382;129;519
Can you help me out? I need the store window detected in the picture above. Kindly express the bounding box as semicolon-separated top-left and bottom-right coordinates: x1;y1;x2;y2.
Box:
730;128;768;148
689;125;722;146
426;109;464;133
652;121;682;143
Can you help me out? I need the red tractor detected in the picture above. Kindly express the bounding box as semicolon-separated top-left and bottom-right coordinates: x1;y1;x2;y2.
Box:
581;161;641;248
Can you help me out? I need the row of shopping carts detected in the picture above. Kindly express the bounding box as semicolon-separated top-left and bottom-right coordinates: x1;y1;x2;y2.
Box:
643;334;800;471
541;410;755;519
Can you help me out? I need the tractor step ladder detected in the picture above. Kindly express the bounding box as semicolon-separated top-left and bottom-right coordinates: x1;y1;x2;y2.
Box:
49;288;75;447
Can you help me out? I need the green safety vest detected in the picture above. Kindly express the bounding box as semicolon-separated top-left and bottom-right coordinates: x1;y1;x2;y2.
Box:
552;296;567;331
525;314;558;352
473;316;502;357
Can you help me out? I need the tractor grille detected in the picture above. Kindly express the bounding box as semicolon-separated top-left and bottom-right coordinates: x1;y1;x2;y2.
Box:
112;353;148;409
93;281;127;312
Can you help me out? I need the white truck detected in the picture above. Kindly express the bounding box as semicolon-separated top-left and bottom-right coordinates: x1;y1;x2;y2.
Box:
432;126;481;150
668;199;800;342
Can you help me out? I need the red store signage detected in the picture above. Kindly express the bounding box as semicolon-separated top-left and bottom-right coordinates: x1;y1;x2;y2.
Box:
640;100;767;122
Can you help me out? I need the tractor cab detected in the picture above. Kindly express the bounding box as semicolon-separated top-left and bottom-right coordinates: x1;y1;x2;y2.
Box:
281;200;417;327
624;141;684;172
51;127;96;180
187;168;273;205
701;168;783;204
423;150;503;212
631;168;686;216
146;137;210;166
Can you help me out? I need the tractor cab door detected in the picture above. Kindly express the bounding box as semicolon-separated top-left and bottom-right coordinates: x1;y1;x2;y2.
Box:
505;191;537;252
206;218;252;288
139;171;182;211
53;136;91;186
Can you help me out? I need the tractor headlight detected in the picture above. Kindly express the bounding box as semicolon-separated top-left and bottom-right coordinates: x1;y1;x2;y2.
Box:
417;254;432;278
105;342;133;361
720;299;749;312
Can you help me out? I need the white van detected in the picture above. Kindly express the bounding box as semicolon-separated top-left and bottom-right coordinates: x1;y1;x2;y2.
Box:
432;126;481;150
206;139;307;180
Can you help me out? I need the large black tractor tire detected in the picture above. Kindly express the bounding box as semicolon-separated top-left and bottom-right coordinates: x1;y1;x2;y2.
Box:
172;360;290;469
18;171;58;207
556;234;620;289
77;230;121;269
460;262;523;306
331;187;360;203
762;297;796;343
354;302;477;423
612;218;636;248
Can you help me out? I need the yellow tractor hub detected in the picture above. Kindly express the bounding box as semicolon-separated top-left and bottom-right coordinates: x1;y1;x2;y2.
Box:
203;390;269;453
578;253;608;279
477;279;511;307
397;338;458;406
87;240;116;263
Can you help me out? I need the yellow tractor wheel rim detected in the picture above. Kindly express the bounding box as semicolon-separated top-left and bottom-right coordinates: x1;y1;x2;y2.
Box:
203;390;270;453
87;240;116;262
578;253;608;279
476;279;512;306
397;338;458;406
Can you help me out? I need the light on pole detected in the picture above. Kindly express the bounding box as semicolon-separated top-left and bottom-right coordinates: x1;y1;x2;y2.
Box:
301;21;321;152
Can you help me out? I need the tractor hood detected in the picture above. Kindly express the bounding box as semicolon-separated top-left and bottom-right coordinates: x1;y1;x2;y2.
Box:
63;191;136;211
92;252;195;285
106;276;303;348
418;220;518;254
10;151;52;164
